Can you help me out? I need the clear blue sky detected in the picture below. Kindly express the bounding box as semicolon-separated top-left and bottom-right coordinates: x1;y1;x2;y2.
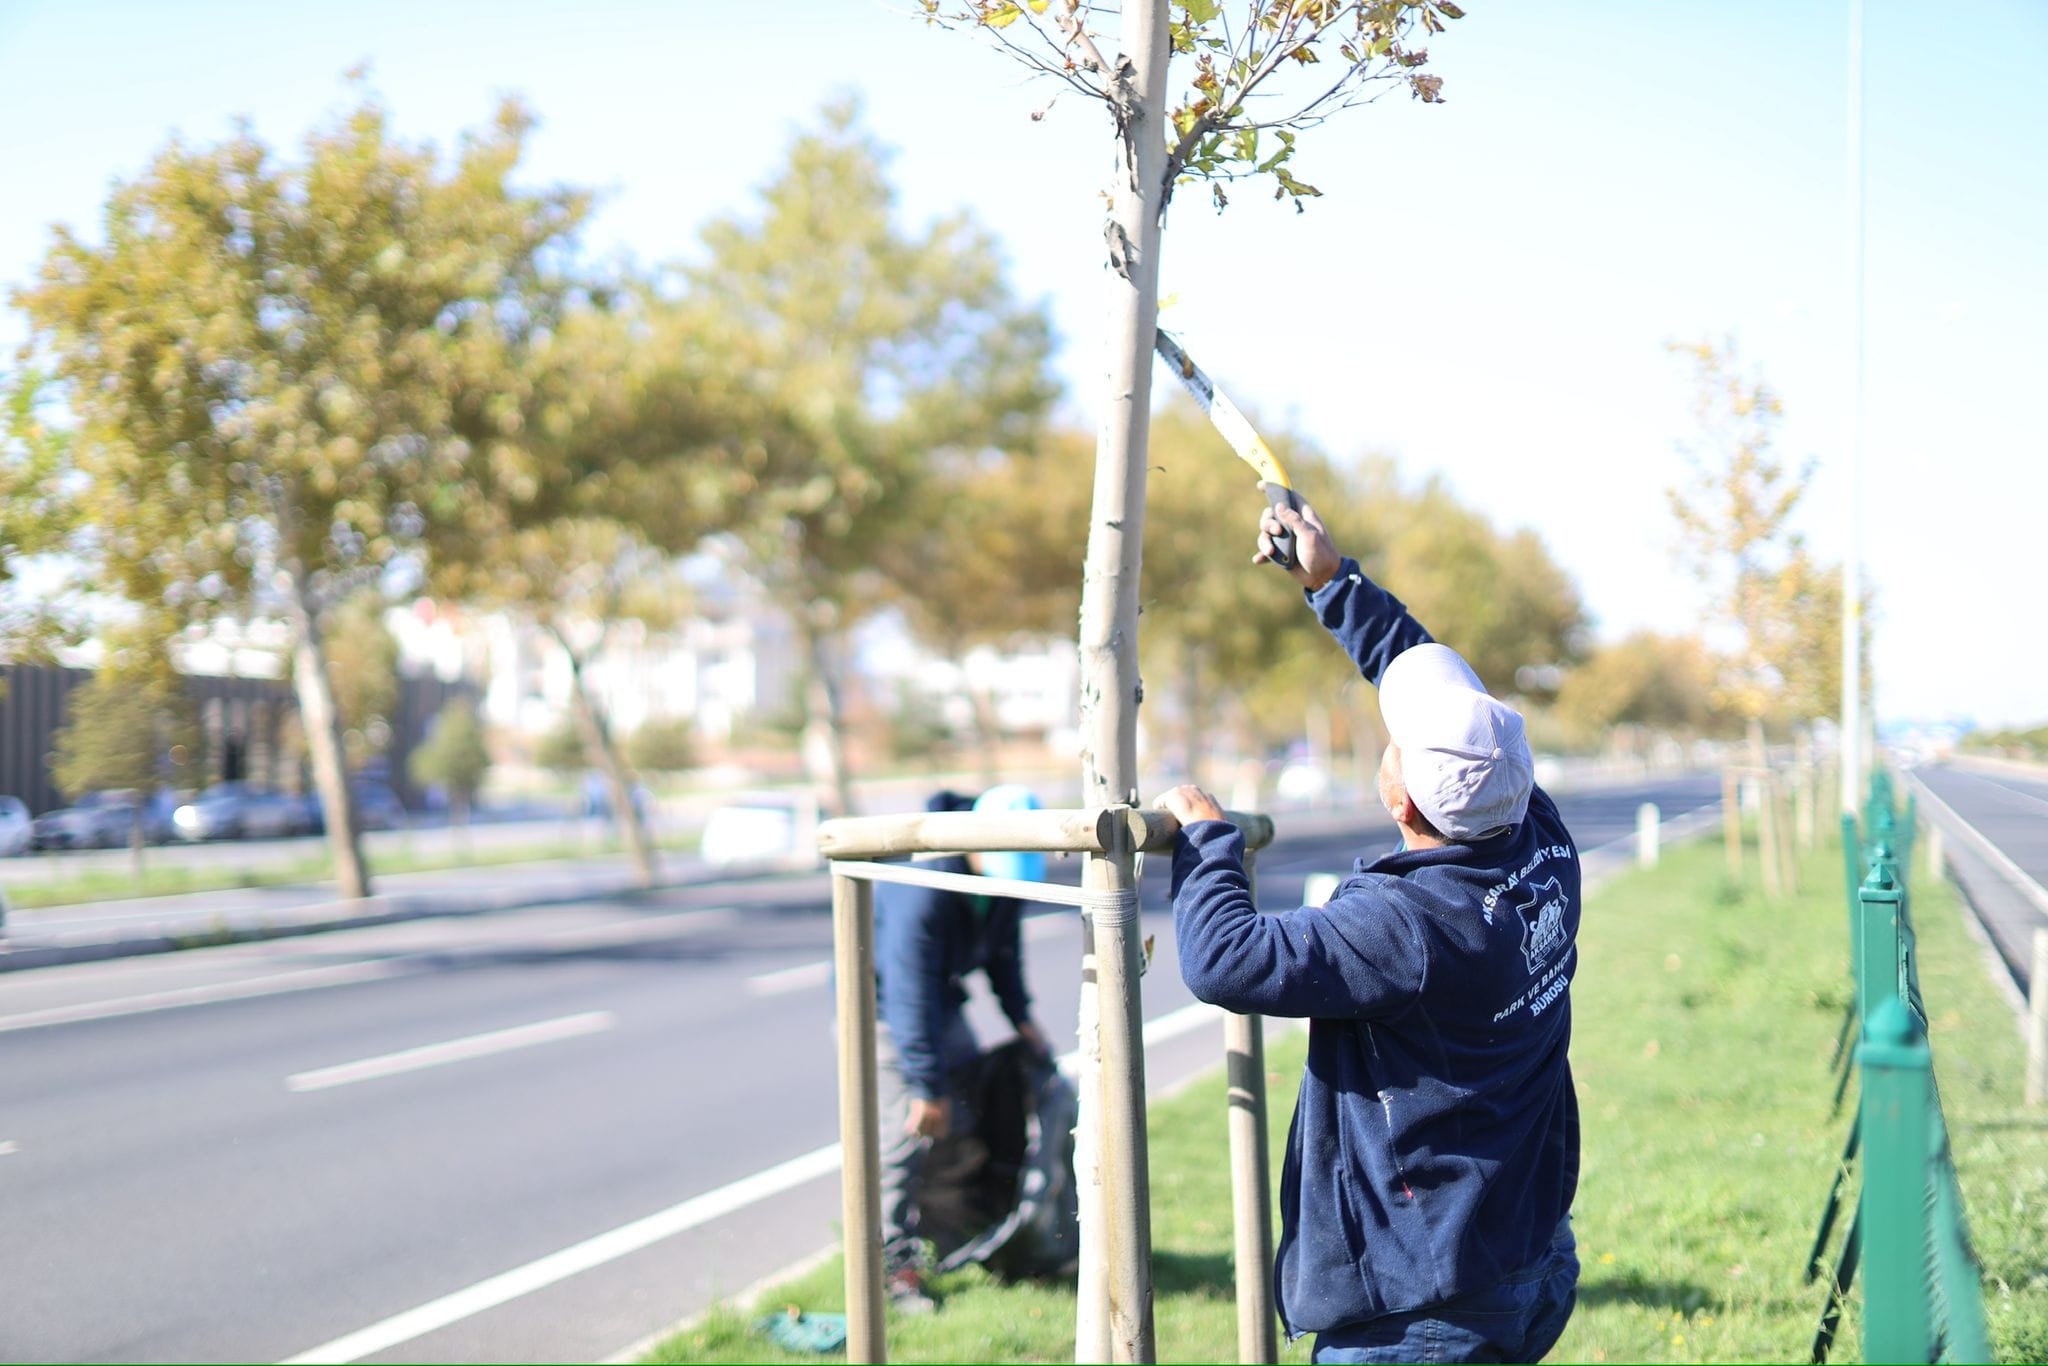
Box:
2;1;2043;728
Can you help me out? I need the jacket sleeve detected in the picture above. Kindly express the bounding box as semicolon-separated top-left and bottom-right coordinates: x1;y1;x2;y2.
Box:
1170;820;1426;1020
1307;556;1434;688
982;897;1033;1027
875;883;953;1100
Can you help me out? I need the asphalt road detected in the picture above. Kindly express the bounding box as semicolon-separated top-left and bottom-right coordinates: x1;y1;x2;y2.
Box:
0;774;1719;1365
1907;761;2048;997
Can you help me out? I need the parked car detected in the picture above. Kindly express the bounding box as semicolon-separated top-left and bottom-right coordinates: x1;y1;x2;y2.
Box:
31;789;166;850
0;796;32;856
298;780;407;835
172;782;299;841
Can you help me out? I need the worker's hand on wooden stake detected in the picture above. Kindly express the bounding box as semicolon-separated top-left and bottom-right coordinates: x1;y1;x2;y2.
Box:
1255;498;1340;591
1154;784;1227;830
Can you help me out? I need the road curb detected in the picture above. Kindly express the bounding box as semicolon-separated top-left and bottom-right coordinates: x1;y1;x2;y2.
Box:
0;867;692;973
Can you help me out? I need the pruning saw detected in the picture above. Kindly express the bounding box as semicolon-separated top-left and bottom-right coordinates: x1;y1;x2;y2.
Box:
1153;328;1305;570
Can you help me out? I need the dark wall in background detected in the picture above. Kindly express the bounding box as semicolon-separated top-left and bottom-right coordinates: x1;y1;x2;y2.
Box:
0;662;474;815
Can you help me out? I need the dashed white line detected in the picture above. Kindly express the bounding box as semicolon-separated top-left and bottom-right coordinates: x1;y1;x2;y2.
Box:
0;959;419;1035
275;995;1234;1364
0;1140;18;1157
287;1012;619;1093
0;908;740;1035
744;962;831;997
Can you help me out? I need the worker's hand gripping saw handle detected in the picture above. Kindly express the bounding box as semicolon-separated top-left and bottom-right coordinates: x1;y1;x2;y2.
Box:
1262;483;1301;570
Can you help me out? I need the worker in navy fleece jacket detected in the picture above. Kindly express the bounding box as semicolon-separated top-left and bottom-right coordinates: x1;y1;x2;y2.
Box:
1156;499;1580;1364
873;786;1049;1314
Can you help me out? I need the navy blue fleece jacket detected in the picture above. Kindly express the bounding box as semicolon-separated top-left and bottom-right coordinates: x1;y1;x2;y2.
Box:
1171;558;1581;1335
874;855;1031;1100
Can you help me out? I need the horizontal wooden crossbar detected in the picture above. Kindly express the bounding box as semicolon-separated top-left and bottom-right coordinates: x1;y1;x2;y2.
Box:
814;805;1275;862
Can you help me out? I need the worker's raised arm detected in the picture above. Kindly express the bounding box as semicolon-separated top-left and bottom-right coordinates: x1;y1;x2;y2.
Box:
1258;501;1433;688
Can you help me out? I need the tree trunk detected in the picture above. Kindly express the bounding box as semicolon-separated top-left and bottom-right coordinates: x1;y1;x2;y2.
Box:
285;579;371;900
554;627;659;889
963;663;1002;788
798;617;859;819
1074;5;1170;1360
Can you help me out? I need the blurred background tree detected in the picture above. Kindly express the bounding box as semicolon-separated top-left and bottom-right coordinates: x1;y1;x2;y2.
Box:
13;89;607;899
47;626;198;874
1553;631;1721;752
315;592;400;771
407;697;491;828
625;717;697;782
432;518;685;885
877;427;1088;783
0;368;83;675
674;98;1058;816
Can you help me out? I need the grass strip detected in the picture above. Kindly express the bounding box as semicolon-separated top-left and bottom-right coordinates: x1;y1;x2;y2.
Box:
645;827;2048;1363
1;829;704;910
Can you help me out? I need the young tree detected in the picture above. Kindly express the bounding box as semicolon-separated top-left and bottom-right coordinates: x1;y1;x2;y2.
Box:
925;7;1465;1352
431;518;683;885
48;630;198;874
15;92;602;899
680;100;1058;817
1665;340;1863;747
407;697;491;827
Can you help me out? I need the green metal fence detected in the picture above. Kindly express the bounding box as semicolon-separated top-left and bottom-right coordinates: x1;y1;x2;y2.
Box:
1806;774;1991;1364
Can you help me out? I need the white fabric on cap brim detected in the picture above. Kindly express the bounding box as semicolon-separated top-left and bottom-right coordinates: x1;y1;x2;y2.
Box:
1379;643;1535;840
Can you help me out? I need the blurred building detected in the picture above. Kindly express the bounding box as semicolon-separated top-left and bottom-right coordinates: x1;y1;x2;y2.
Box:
384;565;804;747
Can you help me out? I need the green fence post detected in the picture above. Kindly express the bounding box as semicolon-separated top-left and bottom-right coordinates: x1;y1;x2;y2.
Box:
1858;997;1933;1364
1856;857;1901;1041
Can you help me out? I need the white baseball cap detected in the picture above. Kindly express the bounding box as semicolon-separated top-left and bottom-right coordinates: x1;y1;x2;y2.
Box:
1379;643;1534;840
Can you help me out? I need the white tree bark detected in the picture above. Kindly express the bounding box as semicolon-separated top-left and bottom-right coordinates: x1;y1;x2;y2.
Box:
1073;4;1170;1361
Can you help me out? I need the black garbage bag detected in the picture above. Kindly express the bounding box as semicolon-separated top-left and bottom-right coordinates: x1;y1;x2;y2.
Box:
912;1039;1078;1279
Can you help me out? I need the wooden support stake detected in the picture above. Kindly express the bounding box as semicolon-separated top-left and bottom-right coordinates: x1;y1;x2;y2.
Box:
2028;929;2048;1109
832;873;885;1363
1091;812;1156;1362
1722;767;1743;881
1777;777;1801;896
1758;773;1785;900
1227;849;1277;1364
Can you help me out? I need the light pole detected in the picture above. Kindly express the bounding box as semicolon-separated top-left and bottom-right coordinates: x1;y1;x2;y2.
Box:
1840;0;1867;817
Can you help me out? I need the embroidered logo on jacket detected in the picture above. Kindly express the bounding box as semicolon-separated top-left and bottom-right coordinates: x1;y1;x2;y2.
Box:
1516;876;1569;974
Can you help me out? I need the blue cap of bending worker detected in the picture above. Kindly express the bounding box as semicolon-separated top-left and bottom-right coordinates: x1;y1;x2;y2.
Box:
972;784;1045;884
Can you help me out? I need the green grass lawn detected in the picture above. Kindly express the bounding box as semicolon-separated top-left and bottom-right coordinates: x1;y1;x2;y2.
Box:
644;828;2048;1363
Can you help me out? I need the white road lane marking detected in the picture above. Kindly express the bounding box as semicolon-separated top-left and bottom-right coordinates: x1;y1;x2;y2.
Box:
0;959;419;1034
276;995;1232;1364
0;908;739;1035
0;1140;17;1156
286;1012;619;1093
1949;766;2048;817
745;962;831;996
